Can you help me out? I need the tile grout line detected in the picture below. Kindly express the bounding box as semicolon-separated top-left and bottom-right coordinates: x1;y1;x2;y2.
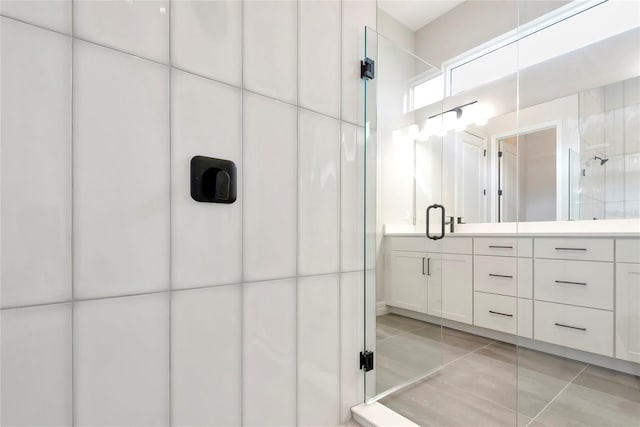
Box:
526;363;589;427
239;0;245;424
70;0;75;425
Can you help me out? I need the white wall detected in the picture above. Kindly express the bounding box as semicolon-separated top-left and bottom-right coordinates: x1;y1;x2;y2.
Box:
0;1;375;425
414;0;569;68
377;9;415;54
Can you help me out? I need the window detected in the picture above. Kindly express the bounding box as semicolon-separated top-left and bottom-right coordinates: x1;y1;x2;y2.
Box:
410;73;444;111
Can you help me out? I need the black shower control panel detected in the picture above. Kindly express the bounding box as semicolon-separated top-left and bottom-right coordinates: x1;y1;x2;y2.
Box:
190;156;237;204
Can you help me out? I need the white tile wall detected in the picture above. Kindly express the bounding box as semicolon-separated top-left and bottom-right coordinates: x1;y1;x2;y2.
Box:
243;0;297;103
171;70;242;289
1;18;72;308
73;0;170;63
0;1;376;424
1;304;72;426
298;274;341;426
0;0;71;34
243;279;297;426
299;0;341;118
243;92;297;282
73;40;170;299
298;109;340;276
172;285;242;426
171;0;241;86
74;293;170;426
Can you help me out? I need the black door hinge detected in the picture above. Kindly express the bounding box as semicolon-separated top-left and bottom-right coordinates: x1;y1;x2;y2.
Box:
483;189;487;196
498;151;503;158
360;350;374;372
483;149;487;157
499;189;503;196
361;58;375;80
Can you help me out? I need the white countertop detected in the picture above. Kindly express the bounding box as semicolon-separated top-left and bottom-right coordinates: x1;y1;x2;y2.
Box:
384;219;640;237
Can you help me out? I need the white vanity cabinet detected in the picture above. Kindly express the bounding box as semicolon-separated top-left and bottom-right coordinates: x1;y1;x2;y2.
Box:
615;239;640;363
386;237;473;324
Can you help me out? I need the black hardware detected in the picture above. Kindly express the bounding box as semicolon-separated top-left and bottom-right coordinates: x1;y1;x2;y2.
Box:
489;310;513;317
489;274;513;279
427;257;431;276
428;100;477;120
457;217;465;224
483;149;487;157
498;151;503;157
555;322;586;331
360;351;374;372
483;189;487;196
555;247;587;251
426;204;445;240
360;58;375;80
191;156;237;204
422;257;426;275
498;189;503;196
555;280;587;286
489;245;513;249
446;215;455;233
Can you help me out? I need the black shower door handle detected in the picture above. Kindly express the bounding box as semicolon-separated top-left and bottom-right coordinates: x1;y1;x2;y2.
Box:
426;204;446;241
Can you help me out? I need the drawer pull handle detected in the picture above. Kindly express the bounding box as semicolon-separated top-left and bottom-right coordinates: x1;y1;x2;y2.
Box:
489;245;513;249
555;247;587;251
422;257;426;275
555;280;587;286
489;274;513;279
555;322;587;331
489;310;513;317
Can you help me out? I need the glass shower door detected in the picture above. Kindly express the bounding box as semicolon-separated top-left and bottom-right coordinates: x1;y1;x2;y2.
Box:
363;27;446;402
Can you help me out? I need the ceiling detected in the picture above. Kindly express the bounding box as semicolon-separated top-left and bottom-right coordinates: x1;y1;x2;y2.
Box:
378;0;465;31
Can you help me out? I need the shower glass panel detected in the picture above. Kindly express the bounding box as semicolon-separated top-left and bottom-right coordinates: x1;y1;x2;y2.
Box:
363;27;446;402
517;2;640;426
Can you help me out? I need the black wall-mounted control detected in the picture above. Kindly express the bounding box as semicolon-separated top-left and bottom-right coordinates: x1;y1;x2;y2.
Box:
190;156;237;204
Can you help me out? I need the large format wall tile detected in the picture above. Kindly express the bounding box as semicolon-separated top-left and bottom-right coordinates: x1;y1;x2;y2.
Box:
171;70;241;289
243;92;297;282
340;122;365;272
171;0;241;86
299;0;341;118
74;0;169;63
339;271;365;424
243;0;297;103
298;275;340;426
74;293;169;426
74;41;169;299
172;285;241;426
1;304;72;426
1;18;72;307
0;0;71;34
298;110;340;276
243;279;296;426
342;0;376;125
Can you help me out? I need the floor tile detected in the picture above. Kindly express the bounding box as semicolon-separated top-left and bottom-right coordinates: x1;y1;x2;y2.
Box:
573;365;640;403
534;383;640;427
382;374;523;427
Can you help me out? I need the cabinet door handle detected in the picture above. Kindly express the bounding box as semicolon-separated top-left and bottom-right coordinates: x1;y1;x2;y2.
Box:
427;258;431;276
555;322;587;331
489;245;513;249
555;280;587;286
489;274;513;279
555;247;587;251
489;310;513;317
422;257;426;275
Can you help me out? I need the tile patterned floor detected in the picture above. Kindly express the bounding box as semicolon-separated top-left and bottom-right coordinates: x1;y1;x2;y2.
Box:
377;314;640;427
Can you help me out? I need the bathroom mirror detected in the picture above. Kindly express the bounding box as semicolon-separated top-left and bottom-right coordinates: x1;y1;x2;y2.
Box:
406;1;640;224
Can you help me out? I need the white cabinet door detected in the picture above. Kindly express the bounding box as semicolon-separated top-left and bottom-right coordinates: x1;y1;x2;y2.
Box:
616;263;640;363
388;251;427;313
428;253;473;324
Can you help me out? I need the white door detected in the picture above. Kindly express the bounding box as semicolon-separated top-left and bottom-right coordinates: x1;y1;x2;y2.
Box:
616;263;640;362
388;251;428;313
457;132;486;223
426;253;473;324
500;139;518;222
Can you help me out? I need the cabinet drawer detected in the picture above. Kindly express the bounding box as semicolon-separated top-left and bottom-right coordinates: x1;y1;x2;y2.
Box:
443;237;472;255
534;238;613;261
474;238;532;257
534;301;613;357
474;292;517;334
616;239;640;263
390;236;428;252
474;256;532;298
534;259;613;310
